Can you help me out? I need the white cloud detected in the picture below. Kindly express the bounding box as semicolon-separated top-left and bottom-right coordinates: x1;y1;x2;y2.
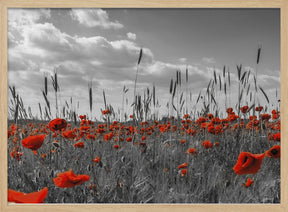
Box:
178;58;187;63
202;57;216;64
70;9;123;29
127;32;136;40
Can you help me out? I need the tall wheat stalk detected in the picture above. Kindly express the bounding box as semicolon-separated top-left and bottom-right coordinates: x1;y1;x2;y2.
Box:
133;48;143;119
88;81;93;119
51;69;59;118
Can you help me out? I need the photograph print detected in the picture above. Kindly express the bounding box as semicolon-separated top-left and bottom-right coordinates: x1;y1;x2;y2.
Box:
7;8;280;203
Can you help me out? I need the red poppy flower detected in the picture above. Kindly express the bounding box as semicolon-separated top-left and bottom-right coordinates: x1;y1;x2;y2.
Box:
272;133;280;142
11;148;24;161
79;115;86;120
53;169;90;188
8;187;48;203
207;113;214;119
255;106;263;112
226;108;233;114
266;145;280;159
233;152;265;175
240;106;249;113
104;133;114;142
201;122;209;129
181;169;187;176
196;117;206;124
126;137;132;142
22;134;46;151
178;162;188;169
87;134;95;140
74;142;84;148
49;118;67;132
242;178;254;188
207;125;216;134
80;126;90;132
159;126;166;133
93;156;100;163
10;148;16;159
114;144;120;149
180;139;186;144
102;109;111;115
272;113;280;120
260;114;271;121
62;130;77;139
202;140;213;149
186;129;196;136
215;125;223;134
186;148;197;155
228;114;239;122
183;114;190;119
30;150;37;155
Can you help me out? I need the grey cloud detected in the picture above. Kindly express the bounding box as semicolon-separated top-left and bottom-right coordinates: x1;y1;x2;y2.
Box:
8;9;51;26
15;22;153;70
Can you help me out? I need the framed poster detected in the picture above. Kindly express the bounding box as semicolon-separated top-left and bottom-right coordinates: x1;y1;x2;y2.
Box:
0;0;287;211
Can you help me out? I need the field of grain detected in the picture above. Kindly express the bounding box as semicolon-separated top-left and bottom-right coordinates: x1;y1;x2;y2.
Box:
7;48;280;204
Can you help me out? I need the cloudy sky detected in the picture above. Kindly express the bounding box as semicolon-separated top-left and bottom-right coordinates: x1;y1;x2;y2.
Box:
8;9;280;120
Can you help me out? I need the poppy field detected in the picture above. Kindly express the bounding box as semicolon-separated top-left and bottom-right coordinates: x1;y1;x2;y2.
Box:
7;48;280;204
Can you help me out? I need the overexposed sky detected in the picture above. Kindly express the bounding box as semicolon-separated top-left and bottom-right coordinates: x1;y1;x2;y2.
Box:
8;9;280;120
